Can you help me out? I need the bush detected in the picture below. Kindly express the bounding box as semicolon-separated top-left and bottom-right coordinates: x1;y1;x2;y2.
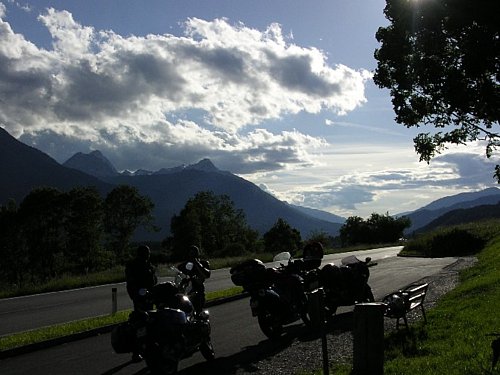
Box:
428;228;485;257
217;243;247;257
402;222;498;257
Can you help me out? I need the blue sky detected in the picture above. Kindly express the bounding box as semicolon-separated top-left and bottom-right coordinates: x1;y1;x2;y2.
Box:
0;0;498;218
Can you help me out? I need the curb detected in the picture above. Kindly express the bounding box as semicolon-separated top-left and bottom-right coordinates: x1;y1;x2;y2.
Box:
0;292;249;360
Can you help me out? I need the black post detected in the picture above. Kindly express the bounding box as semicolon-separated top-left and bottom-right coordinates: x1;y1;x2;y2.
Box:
111;287;117;315
353;302;385;375
309;288;329;375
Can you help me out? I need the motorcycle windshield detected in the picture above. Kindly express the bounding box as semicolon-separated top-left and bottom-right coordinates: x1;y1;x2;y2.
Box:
341;255;361;266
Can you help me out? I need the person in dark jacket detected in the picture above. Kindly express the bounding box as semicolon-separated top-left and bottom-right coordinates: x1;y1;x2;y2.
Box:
125;245;158;311
177;245;211;314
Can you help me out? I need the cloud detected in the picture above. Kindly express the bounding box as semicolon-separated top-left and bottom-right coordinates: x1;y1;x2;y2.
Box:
0;7;371;174
0;10;370;137
254;145;499;217
19;121;327;174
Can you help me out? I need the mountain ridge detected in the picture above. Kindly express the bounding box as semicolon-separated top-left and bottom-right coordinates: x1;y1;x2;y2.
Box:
2;127;498;241
0;129;341;240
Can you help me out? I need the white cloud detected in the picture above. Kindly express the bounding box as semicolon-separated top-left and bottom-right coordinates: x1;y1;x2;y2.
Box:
245;143;499;218
0;8;371;175
0;11;371;139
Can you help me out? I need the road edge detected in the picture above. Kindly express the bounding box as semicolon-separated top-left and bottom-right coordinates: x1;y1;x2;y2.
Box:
0;292;249;360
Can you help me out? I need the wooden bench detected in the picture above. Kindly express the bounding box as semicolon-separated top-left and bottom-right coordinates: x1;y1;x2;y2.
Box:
383;282;429;330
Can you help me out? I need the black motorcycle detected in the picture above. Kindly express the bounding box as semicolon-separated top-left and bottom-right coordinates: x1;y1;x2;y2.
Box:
318;255;375;315
111;264;214;375
230;256;312;339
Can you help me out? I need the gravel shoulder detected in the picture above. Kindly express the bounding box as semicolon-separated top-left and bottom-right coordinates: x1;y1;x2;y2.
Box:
245;257;477;375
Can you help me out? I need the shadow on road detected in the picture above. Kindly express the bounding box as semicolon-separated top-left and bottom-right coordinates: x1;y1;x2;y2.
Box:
177;311;354;375
100;360;149;375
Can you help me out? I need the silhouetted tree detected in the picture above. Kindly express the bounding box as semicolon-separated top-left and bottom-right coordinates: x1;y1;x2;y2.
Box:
340;213;410;246
166;191;258;260
64;187;108;273
104;185;155;264
0;200;27;286
374;0;500;181
17;187;66;281
263;218;302;255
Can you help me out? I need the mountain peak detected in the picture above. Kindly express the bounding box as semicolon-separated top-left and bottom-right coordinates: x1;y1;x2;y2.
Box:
186;158;219;172
63;150;118;178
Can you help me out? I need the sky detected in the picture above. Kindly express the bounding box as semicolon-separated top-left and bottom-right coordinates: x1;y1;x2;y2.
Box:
0;0;498;219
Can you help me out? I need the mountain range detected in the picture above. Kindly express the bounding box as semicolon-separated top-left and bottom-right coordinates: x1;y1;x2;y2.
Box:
401;187;500;234
0;127;343;241
1;126;499;241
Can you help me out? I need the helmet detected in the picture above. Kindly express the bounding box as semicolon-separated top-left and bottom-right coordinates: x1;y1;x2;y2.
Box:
189;245;200;258
137;245;151;261
383;292;407;317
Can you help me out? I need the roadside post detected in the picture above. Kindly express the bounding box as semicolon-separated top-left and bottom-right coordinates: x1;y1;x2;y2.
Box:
309;287;329;375
111;287;117;315
353;302;385;375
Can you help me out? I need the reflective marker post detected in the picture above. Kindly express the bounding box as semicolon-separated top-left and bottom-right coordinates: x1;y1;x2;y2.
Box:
309;287;329;375
111;287;117;315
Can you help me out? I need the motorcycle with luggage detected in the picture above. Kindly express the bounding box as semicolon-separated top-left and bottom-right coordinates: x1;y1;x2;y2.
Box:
111;263;214;375
281;242;375;317
319;255;375;315
230;255;312;339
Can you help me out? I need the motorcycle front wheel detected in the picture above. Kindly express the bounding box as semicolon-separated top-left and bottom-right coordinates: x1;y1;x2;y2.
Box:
145;344;179;375
257;309;283;339
199;339;215;361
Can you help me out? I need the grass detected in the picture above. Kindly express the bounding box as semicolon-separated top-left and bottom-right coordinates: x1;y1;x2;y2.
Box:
382;234;500;375
0;285;244;352
319;224;500;375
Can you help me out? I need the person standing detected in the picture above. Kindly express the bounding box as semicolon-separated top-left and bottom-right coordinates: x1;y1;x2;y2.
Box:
125;245;158;311
177;245;211;314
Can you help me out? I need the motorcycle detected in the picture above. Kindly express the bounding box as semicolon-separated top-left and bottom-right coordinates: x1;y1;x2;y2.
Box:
230;254;312;339
318;255;375;315
111;262;214;375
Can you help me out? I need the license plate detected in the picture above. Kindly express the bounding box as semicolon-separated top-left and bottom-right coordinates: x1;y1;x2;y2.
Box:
136;327;147;338
310;281;319;289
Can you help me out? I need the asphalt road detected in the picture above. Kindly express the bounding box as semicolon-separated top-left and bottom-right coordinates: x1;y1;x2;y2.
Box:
0;247;402;336
0;252;458;375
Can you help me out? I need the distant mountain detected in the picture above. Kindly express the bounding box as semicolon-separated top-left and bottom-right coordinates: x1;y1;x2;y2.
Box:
0;127;113;203
419;187;500;211
289;204;346;224
63;150;118;178
0;127;341;240
416;202;500;233
401;188;500;233
106;169;343;241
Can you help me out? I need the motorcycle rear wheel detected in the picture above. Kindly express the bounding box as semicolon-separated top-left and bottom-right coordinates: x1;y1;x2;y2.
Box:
258;310;283;339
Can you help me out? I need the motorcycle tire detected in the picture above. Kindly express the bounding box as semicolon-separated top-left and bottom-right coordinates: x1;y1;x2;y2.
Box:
257;310;283;339
364;286;375;302
301;305;313;327
145;344;179;375
199;339;215;361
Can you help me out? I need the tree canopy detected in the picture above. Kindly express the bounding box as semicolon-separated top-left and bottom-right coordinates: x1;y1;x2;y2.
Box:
339;213;410;246
263;218;302;255
374;0;500;181
0;185;155;287
165;191;259;260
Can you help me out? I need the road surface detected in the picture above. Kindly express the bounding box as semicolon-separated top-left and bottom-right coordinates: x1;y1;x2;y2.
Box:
0;252;459;375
